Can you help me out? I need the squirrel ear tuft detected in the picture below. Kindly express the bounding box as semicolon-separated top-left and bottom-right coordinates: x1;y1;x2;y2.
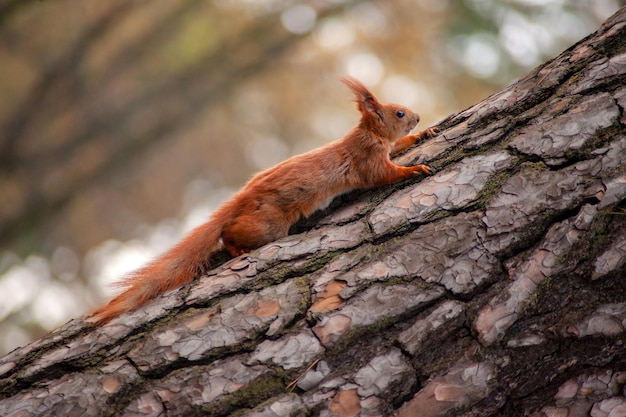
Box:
341;77;381;116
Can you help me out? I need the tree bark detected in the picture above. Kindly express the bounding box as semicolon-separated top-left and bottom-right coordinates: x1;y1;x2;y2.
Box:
2;6;626;417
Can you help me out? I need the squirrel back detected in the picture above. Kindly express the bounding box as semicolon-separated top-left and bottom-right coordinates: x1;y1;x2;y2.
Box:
88;77;435;324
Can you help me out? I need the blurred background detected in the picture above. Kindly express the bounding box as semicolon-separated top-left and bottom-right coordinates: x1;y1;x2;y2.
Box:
0;0;622;355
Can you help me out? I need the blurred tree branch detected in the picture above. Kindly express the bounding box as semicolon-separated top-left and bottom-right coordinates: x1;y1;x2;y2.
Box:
0;1;137;164
0;0;40;27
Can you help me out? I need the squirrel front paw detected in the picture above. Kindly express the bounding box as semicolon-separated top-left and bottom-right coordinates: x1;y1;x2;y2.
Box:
411;126;439;146
412;164;432;176
423;126;439;138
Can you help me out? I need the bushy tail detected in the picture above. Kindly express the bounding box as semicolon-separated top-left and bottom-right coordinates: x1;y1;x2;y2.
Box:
88;220;223;324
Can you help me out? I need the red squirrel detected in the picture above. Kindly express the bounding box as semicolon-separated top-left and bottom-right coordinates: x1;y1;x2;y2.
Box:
89;77;437;324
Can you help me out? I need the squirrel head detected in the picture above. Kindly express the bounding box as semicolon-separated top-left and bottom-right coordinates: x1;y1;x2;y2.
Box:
341;77;420;141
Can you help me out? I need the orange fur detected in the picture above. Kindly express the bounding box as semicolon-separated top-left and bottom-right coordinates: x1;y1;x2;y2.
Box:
88;77;435;324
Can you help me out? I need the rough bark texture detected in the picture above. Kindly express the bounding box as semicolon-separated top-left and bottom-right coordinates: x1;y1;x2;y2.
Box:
2;8;626;417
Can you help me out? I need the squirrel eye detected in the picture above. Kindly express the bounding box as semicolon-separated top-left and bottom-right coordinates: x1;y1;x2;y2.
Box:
395;110;405;118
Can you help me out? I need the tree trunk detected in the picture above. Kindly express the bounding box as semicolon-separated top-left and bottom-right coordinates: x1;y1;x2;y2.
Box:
2;7;626;417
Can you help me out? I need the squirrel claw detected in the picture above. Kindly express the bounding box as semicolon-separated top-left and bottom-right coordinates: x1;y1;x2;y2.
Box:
413;164;432;176
425;126;439;138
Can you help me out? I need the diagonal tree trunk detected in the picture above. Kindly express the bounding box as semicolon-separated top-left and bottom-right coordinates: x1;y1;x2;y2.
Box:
1;6;626;417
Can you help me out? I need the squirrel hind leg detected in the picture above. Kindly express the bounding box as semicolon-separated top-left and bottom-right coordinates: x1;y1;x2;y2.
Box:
222;215;290;257
223;242;247;257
